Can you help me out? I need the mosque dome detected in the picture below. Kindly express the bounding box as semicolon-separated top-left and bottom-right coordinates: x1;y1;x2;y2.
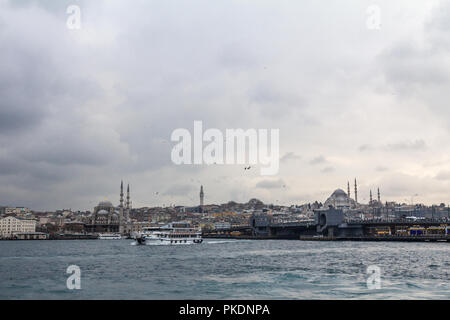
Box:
97;209;109;215
331;189;347;199
324;188;354;210
98;200;113;208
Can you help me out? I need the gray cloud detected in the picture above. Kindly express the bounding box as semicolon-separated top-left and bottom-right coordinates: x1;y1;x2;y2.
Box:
309;155;326;165
358;144;372;152
1;0;449;210
280;152;301;162
434;171;450;181
164;184;196;197
321;167;335;173
384;140;427;152
256;179;286;189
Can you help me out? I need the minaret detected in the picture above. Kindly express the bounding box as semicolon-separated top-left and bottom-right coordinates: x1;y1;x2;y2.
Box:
354;178;358;204
347;181;350;198
200;185;204;207
119;181;124;234
126;184;131;222
347;181;352;207
370;190;373;204
377;188;381;203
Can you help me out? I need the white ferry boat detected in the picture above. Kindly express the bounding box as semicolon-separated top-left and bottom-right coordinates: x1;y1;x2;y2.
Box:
98;233;122;240
134;222;203;245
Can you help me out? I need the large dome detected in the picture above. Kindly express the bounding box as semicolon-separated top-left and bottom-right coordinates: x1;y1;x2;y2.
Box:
98;200;113;208
324;188;354;209
331;189;347;198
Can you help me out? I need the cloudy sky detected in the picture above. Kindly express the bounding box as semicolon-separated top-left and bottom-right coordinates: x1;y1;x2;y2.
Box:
1;0;450;210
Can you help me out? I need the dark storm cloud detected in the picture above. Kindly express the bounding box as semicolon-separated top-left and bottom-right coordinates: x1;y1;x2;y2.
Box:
0;1;121;210
0;5;101;136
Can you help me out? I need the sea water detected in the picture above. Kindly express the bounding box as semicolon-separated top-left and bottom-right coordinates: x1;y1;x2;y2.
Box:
0;239;449;299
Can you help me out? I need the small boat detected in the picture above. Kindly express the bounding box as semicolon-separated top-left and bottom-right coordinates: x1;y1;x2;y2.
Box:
98;233;122;240
134;222;203;245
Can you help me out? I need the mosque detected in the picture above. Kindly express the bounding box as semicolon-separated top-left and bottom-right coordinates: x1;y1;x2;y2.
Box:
85;181;131;234
323;179;382;211
323;188;355;210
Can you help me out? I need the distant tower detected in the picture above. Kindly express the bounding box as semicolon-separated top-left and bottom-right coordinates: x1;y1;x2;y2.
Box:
119;181;124;234
377;188;381;203
126;184;131;222
370;190;373;204
354;178;358;204
200;185;204;207
347;181;350;198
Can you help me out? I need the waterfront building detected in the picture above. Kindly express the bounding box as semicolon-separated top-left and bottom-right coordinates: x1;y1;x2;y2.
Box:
39;216;51;225
0;216;36;238
2;207;32;219
214;221;232;230
63;221;85;233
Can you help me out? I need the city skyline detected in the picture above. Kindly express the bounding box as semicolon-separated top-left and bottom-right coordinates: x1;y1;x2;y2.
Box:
2;0;450;210
0;180;444;212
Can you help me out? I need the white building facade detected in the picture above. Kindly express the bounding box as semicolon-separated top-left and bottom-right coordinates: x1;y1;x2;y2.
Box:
0;216;36;238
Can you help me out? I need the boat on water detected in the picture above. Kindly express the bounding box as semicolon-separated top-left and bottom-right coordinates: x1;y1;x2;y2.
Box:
134;222;203;245
98;233;122;240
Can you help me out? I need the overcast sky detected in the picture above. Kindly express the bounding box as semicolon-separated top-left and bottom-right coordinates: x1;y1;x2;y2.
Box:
1;0;450;210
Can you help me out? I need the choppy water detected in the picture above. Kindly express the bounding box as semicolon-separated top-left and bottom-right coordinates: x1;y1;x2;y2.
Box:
0;239;449;299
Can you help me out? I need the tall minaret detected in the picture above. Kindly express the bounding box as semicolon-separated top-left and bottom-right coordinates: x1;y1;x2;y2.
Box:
377;188;381;203
354;178;358;204
126;184;131;222
200;185;204;207
119;181;124;234
370;190;373;204
347;181;350;198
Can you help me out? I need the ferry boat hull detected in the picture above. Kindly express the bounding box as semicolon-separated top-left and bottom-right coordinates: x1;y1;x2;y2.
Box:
136;236;203;245
98;233;122;240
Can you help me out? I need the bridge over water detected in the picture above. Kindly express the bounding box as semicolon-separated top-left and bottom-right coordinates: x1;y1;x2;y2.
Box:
203;211;450;241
